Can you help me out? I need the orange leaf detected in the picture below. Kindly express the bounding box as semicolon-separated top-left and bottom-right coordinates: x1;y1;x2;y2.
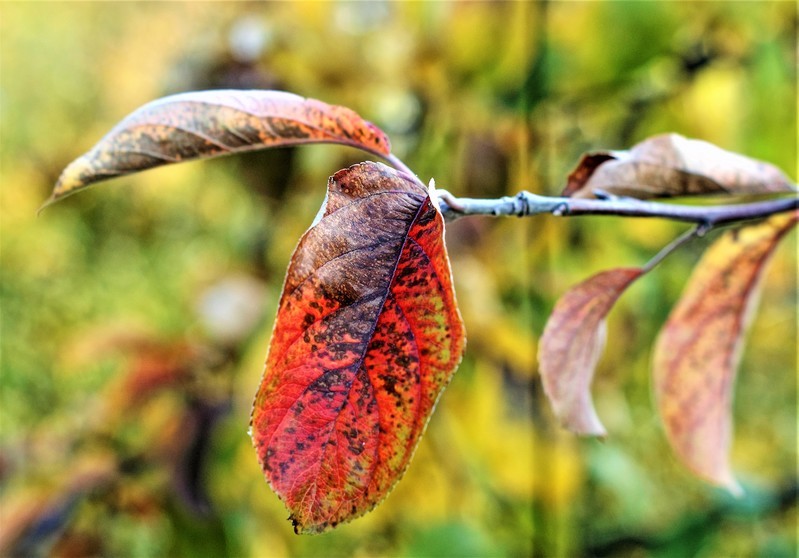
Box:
564;133;796;199
538;268;644;436
652;211;798;492
46;90;391;206
250;162;464;533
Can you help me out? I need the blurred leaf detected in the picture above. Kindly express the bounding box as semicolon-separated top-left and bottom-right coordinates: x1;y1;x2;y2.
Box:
564;133;796;199
0;453;117;557
250;162;465;534
653;211;798;492
45;90;392;207
538;268;644;436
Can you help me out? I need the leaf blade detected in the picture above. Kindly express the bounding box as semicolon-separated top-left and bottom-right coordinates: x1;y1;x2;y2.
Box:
564;133;796;199
250;162;464;533
47;90;391;205
652;211;798;492
538;267;644;436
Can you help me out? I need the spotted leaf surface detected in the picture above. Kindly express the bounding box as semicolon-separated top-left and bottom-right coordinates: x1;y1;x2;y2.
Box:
653;211;798;492
46;90;390;206
250;162;464;534
538;268;644;436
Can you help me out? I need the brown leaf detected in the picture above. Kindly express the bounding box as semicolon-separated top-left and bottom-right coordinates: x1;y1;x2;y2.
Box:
652;211;798;492
564;133;796;199
538;268;644;436
46;90;391;206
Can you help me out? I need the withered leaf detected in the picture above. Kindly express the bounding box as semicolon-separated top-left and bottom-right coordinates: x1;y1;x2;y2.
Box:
538;268;644;436
564;133;796;199
46;90;391;206
652;211;798;492
250;162;465;534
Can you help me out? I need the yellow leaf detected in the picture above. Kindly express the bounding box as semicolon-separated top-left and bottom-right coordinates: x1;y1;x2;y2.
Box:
652;211;798;492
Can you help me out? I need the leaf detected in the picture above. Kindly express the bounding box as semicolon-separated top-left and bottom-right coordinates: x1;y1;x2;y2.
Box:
45;90;391;206
249;162;465;534
652;211;798;492
564;133;796;199
538;268;644;436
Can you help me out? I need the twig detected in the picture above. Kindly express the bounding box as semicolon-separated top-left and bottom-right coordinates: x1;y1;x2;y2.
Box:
436;190;799;227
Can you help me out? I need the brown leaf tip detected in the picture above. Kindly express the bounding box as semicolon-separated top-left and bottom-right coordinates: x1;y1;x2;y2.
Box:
563;152;616;197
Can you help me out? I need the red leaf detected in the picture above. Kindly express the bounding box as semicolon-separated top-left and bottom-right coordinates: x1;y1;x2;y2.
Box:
653;211;798;492
250;162;465;533
538;268;644;436
563;133;796;199
46;90;391;206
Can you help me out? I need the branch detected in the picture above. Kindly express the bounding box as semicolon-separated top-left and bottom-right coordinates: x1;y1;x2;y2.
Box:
436;190;799;227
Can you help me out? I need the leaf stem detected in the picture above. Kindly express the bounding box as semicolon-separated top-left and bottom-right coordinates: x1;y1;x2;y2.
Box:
384;153;428;189
437;190;799;227
642;225;703;273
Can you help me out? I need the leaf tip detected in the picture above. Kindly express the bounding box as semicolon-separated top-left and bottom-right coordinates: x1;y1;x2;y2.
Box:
36;195;57;216
708;467;743;497
564;405;607;438
290;515;303;535
48;155;98;207
725;478;744;498
289;513;330;535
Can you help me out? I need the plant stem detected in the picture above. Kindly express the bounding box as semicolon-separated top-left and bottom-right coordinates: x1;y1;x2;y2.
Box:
642;225;703;273
436;190;799;227
385;154;427;189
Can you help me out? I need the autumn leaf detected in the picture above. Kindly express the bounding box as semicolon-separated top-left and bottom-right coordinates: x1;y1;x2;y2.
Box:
45;90;391;206
538;268;644;436
564;133;796;199
0;453;117;557
652;211;798;492
250;162;465;534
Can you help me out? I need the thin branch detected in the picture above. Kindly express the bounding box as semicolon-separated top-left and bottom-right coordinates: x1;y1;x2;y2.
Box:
436;190;799;227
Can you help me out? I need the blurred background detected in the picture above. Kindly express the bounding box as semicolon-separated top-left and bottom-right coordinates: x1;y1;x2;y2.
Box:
1;2;796;556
